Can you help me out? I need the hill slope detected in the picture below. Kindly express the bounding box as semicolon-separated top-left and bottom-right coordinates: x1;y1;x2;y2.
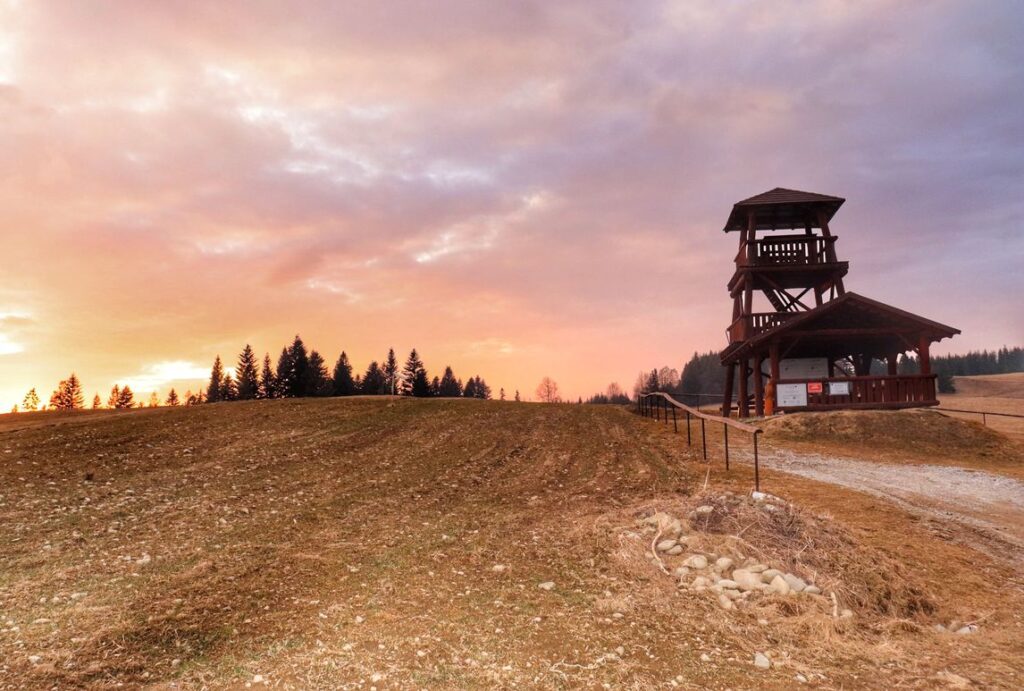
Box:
1;399;1022;688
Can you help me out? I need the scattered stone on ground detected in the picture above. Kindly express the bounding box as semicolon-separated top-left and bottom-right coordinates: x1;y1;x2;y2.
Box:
538;581;556;591
754;652;771;670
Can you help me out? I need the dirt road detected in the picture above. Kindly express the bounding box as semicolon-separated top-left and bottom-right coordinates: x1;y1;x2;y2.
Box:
745;448;1024;565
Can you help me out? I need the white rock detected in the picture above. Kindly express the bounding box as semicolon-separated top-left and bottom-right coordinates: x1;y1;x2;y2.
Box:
716;579;739;589
656;539;677;552
747;564;768;573
700;653;711;662
538;581;556;591
695;505;714;515
667;545;684;556
752;491;768;501
714;557;734;572
840;609;854;619
795;673;808;683
28;655;42;664
492;564;506;573
804;585;821;595
354;615;365;624
783;574;807;592
731;569;765;592
717;594;734;610
768;575;791;596
754;652;771;669
761;569;783;583
684;555;709;569
674;566;690;578
252;674;265;684
690;576;712;590
370;673;383;683
723;588;742;601
955;624;978;635
615;646;625;656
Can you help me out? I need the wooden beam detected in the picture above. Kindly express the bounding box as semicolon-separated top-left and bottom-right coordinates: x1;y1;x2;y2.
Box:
753;355;765;417
738;358;749;418
918;335;931;375
722;363;735;417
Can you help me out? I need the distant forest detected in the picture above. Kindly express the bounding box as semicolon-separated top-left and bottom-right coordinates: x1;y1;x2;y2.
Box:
15;335;509;412
630;345;1024;403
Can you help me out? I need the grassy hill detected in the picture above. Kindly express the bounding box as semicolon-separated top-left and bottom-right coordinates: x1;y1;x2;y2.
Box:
1;399;1021;688
941;373;1024;443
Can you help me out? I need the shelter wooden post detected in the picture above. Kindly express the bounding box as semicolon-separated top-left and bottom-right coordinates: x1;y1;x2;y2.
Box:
887;351;899;376
753;355;765;417
737;359;749;418
918;335;931;375
768;342;781;413
722;362;735;417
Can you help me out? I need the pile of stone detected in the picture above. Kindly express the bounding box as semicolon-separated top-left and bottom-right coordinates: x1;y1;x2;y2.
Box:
641;507;841;614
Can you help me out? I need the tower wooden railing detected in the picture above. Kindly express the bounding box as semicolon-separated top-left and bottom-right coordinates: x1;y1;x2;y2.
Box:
735;235;838;267
637;391;765;491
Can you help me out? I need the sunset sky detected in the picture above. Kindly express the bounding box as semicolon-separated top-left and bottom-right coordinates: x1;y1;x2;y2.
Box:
1;1;1022;408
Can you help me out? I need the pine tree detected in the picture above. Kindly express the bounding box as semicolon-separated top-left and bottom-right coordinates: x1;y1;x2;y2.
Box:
115;386;135;409
207;356;225;402
400;349;426;396
259;353;276;399
219;374;237;401
463;377;478;398
166;389;180;406
236;345;260;400
438;366;462;397
430;375;440;396
383;348;399;395
91;394;102;409
500;387;506;401
472;376;491;399
274;347;292;397
22;388;39;411
49;373;85;410
361;361;385;394
515;389;520;402
332;351;356;396
108;385;121;408
411;368;431;397
148;392;160;407
307;350;330;396
280;335;310;397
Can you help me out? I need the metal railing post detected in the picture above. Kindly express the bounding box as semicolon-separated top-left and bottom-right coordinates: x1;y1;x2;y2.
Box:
686;411;691;445
672;407;677;433
753;432;760;492
700;417;707;461
723;423;729;470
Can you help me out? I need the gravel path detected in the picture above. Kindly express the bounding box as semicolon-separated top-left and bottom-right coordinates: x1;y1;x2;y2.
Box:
744;448;1024;565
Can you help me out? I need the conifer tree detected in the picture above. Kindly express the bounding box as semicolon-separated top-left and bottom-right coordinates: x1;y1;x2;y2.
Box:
400;349;426;396
383;348;399;395
411;368;431;397
280;335;310;397
115;386;135;409
166;389;180;406
108;385;121;408
515;389;521;402
274;347;292;397
463;377;478;398
307;350;330;396
472;376;491;399
259;353;276;399
361;361;386;394
219;374;237;401
438;366;462;397
332;351;356;396
148;392;160;407
236;344;260;400
500;387;505;401
22;388;39;411
430;375;440;395
207;356;225;402
91;394;102;409
49;374;85;410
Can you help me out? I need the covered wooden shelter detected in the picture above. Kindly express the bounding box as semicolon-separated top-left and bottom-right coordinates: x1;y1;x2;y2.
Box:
719;188;960;416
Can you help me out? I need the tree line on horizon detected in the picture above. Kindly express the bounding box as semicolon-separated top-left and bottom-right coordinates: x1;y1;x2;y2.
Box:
10;335;512;413
203;336;500;403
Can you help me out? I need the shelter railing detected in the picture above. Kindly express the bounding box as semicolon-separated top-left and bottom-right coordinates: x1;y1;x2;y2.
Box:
637;391;765;491
735;235;838;267
777;374;938;408
726;311;801;343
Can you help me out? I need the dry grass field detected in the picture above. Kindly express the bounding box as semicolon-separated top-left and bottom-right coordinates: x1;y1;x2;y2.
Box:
2;398;1023;689
939;373;1024;443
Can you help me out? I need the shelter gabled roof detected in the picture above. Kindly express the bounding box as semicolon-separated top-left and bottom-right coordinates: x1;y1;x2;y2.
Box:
723;187;845;232
722;292;960;362
753;290;958;346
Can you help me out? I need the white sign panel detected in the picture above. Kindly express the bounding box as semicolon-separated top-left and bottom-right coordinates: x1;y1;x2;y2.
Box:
761;358;829;379
777;383;808;408
828;381;851;396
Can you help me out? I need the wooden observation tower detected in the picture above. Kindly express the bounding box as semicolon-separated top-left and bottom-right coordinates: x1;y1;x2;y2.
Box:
719;188;960;417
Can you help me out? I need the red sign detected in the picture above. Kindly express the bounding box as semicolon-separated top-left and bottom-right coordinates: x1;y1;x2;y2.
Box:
807;382;823;394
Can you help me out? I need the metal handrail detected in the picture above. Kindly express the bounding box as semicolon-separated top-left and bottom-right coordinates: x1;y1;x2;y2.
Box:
936;407;1024;426
637;391;764;491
